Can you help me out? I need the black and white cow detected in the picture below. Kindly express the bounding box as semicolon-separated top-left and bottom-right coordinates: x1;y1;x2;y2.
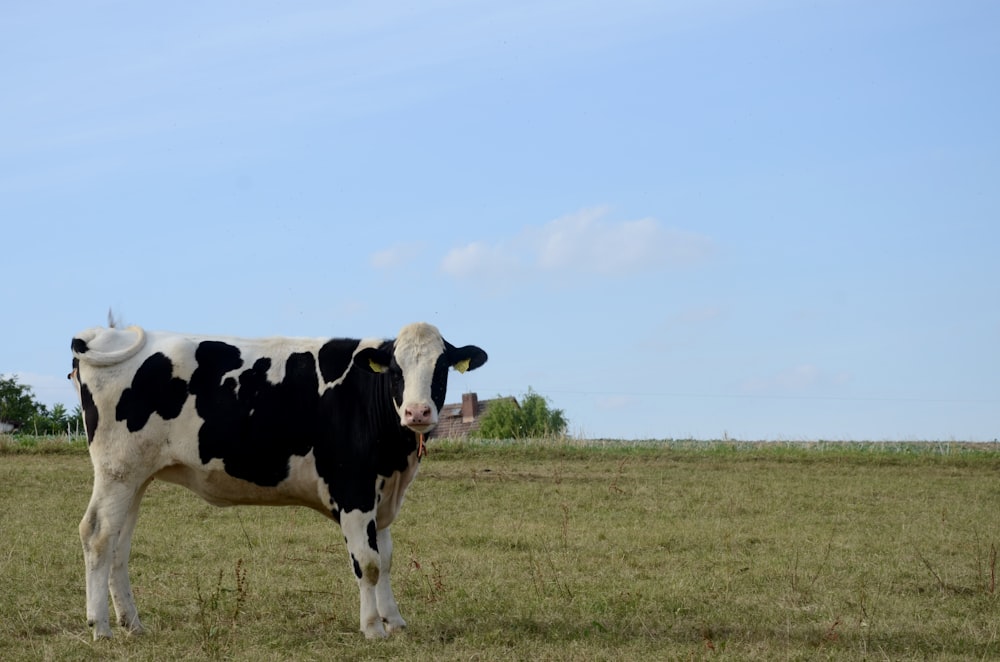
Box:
69;321;487;640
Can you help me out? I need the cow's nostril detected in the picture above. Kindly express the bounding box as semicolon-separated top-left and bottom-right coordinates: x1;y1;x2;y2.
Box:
404;406;432;423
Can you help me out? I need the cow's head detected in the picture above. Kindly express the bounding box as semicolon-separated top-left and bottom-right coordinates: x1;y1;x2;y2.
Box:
354;322;487;434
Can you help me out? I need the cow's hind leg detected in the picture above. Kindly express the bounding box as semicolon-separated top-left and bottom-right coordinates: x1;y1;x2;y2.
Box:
340;509;386;639
80;475;144;640
108;479;151;635
374;526;406;633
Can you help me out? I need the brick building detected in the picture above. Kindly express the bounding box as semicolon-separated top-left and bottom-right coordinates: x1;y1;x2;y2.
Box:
427;392;518;439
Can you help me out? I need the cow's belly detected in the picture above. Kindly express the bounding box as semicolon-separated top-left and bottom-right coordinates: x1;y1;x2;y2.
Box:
376;455;419;528
154;453;332;517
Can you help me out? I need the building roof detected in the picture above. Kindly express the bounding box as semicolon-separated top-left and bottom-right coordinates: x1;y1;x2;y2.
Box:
428;393;517;439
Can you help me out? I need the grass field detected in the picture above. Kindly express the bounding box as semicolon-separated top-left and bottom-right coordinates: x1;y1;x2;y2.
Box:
2;436;999;660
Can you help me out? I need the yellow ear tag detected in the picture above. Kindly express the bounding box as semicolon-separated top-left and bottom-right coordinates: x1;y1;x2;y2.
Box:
369;358;386;373
453;358;471;374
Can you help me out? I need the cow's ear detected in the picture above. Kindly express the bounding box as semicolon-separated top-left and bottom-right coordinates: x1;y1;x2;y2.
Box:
448;345;488;373
354;347;393;374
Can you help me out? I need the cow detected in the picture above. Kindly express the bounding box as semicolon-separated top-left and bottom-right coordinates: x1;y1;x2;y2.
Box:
69;321;487;640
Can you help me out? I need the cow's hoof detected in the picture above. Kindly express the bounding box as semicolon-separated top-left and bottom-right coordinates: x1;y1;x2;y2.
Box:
384;617;407;634
90;624;113;641
125;622;146;636
362;622;389;639
119;614;145;635
88;617;113;641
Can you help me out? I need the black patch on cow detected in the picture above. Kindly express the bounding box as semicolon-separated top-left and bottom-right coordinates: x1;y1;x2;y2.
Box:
191;342;318;487
311;342;424;513
115;353;189;432
71;337;89;355
351;555;363;579
367;520;378;551
318;339;360;384
80;382;99;445
430;353;450;412
190;341;244;394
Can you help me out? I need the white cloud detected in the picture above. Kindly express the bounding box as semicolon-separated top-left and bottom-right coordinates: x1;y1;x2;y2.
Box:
533;208;711;274
371;242;426;270
439;240;523;281
439;207;713;283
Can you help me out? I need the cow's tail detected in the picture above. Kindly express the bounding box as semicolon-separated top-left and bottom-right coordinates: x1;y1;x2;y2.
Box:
72;325;147;366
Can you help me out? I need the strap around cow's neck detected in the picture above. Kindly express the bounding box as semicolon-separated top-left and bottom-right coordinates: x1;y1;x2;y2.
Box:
418;433;427;459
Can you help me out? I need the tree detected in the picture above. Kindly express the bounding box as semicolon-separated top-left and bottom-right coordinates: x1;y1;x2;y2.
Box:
474;388;568;439
0;374;40;429
31;402;74;435
0;374;76;435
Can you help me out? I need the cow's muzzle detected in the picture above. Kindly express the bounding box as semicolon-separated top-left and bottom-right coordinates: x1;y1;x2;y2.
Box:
402;403;436;433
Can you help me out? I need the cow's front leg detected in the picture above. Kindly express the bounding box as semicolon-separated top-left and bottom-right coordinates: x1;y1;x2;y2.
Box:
375;526;406;632
340;509;385;639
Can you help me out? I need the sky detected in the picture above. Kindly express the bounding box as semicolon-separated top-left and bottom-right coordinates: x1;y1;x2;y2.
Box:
2;0;997;441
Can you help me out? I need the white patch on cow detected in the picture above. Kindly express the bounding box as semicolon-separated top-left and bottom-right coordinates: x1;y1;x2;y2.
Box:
312;464;338;513
374;526;406;632
74;325;147;366
340;508;385;638
392;323;445;428
154;452;337;517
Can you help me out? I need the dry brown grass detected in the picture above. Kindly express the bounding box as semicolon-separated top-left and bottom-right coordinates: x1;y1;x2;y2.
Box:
2;437;999;660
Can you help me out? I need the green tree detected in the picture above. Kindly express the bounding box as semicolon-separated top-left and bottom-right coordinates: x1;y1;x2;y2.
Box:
0;375;76;435
31;402;74;435
0;374;40;429
474;388;568;439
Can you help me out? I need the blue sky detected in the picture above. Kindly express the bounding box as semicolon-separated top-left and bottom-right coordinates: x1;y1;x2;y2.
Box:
2;0;997;441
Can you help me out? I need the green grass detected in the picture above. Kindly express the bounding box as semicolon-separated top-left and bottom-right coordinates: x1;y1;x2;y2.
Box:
2;435;1000;660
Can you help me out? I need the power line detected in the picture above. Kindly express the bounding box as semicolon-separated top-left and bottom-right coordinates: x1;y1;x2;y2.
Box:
477;387;998;405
